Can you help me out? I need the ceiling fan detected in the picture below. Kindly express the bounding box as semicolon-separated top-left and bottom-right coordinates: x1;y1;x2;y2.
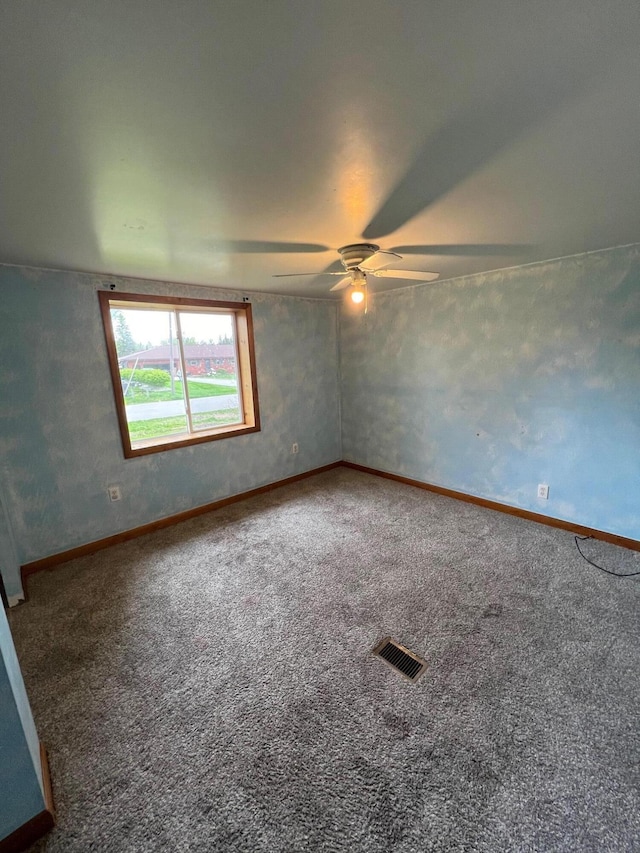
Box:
209;58;570;302
273;243;440;303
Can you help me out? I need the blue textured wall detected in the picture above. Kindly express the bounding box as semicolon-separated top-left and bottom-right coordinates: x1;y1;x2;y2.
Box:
340;245;640;539
0;266;341;571
1;245;639;578
0;605;45;840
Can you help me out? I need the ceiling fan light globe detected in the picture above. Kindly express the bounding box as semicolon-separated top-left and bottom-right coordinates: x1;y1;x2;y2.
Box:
351;288;365;304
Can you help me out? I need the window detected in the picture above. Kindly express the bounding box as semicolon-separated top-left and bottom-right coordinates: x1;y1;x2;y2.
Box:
99;292;260;457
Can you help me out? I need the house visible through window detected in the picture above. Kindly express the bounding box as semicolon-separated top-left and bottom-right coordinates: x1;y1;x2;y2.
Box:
99;292;260;457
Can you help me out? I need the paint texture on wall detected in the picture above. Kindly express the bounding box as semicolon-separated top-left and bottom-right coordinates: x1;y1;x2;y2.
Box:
0;266;341;565
1;244;638;569
340;245;640;539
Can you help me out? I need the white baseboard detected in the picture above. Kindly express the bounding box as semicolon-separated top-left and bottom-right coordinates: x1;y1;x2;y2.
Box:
8;594;25;607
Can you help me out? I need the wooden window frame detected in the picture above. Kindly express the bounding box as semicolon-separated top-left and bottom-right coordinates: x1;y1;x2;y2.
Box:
99;291;260;458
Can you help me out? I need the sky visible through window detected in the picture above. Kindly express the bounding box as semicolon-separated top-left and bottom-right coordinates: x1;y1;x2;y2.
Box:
122;309;233;347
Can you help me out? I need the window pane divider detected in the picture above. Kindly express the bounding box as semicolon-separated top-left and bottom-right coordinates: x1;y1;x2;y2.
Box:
231;317;244;425
173;311;195;435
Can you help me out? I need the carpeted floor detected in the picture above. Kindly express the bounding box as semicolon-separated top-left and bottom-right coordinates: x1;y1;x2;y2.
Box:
9;468;640;852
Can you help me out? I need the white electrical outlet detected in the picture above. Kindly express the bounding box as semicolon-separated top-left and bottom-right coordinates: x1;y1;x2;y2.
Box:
108;485;122;502
537;484;549;500
291;442;299;454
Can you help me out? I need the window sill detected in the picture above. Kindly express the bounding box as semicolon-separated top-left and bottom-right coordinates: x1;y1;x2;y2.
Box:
124;422;260;458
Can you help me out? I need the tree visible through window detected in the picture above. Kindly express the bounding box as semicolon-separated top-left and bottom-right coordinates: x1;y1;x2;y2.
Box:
99;292;260;457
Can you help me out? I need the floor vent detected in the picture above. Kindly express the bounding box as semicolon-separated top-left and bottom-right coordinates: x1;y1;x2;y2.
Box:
373;637;426;683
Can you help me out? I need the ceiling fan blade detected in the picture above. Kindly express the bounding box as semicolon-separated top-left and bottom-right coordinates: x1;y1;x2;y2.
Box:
389;244;534;257
273;271;345;278
330;277;353;292
360;250;402;271
210;240;330;254
371;269;440;282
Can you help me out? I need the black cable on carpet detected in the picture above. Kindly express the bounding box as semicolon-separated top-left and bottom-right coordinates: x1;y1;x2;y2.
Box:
575;534;640;578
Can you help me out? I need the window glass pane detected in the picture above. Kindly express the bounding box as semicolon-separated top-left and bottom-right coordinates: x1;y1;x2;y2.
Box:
177;311;242;432
110;307;188;444
101;292;259;456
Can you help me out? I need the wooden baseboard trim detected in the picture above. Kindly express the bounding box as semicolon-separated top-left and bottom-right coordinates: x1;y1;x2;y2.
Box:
20;458;639;592
40;743;55;821
0;745;54;853
341;461;640;552
21;462;342;586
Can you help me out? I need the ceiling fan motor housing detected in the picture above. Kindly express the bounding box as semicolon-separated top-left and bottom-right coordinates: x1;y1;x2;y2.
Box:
338;243;380;270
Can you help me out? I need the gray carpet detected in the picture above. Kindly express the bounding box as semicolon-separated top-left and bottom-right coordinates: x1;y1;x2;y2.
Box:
8;467;640;852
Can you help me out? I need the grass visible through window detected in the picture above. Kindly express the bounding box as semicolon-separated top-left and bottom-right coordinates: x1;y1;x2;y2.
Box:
122;380;236;405
127;408;242;442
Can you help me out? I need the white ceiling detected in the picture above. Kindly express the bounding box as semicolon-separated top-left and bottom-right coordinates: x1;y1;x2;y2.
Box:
2;0;640;297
